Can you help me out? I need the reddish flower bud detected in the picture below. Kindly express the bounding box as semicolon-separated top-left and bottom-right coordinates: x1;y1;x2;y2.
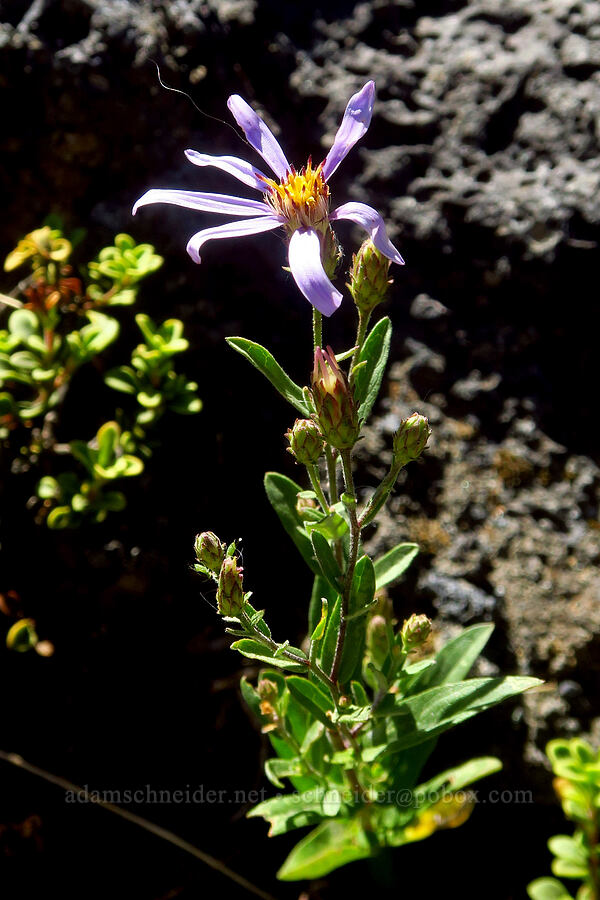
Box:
311;346;360;450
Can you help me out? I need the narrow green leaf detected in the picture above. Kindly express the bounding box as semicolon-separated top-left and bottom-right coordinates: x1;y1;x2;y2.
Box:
310;598;329;642
226;337;308;415
287;675;334;728
374;543;419;590
353;316;392;423
265;757;303;788
406;623;495;696
305;511;348;540
366;676;542;760
264;472;318;575
339;555;375;683
247;790;328;837
277;818;372;880
311;532;343;592
320;597;341;676
231;639;308;672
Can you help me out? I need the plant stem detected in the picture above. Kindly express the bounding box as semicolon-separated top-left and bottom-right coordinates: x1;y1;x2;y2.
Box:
349;310;371;387
330;449;361;684
312;308;322;352
241;611;337;698
358;460;402;530
307;463;330;513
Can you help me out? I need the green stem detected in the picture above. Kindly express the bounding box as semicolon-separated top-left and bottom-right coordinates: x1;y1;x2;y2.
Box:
358;461;402;530
312;308;322;352
240;611;336;697
326;448;339;505
307;463;330;513
330;449;361;684
349;310;371;387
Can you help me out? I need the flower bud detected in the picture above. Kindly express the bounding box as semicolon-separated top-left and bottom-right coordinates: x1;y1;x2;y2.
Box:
348;240;392;313
401;613;432;652
194;531;226;573
366;615;391;669
286;418;324;465
311;346;360;450
217;556;244;617
392;413;431;468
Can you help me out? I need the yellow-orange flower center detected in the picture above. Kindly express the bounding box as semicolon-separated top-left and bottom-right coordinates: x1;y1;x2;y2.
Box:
263;159;329;231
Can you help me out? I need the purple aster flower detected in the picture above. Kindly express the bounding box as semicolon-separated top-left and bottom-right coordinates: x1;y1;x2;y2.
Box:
132;81;404;317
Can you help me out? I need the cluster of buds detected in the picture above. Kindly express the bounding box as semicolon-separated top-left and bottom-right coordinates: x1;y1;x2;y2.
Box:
311;346;360;450
286;418;324;465
401;613;432;652
194;531;226;574
392;413;431;468
216;555;245;617
348;239;392;313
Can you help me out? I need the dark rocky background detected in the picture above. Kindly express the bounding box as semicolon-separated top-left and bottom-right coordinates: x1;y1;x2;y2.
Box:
0;0;599;897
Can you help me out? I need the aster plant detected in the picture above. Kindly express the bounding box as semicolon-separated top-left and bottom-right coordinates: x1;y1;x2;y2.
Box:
135;82;540;882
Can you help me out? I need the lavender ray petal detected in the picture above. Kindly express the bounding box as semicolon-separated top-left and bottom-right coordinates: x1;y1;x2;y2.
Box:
184;150;269;192
321;81;376;181
330;202;405;265
227;95;290;180
186;216;284;264
287;228;343;317
132;189;273;217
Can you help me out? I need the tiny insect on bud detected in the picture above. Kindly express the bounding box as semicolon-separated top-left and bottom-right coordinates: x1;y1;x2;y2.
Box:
322;225;343;280
286;418;324;465
194;531;226;573
401;613;432;652
311;346;360;450
217;556;245;617
348;239;392;313
392;413;431;468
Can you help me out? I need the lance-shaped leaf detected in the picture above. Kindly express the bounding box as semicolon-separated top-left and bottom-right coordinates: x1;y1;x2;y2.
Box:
311;532;343;592
264;472;318;575
248;790;330;837
287;675;335;729
226;336;308;414
405;623;494;696
365;676;542;760
374;543;419;590
230;639;308;672
338;555;376;683
277;817;373;880
353;316;391;423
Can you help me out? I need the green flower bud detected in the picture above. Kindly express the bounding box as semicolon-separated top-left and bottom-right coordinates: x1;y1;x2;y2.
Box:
348;239;392;312
392;413;431;467
194;531;226;573
311;346;360;450
286;418;324;465
401;613;432;652
366;615;391;669
217;556;244;617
